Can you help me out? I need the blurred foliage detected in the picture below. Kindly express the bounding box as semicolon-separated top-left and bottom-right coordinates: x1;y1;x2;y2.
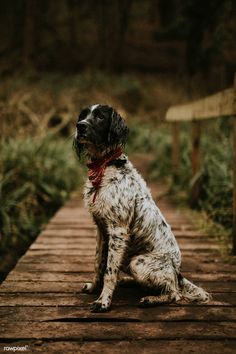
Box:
0;135;84;281
0;71;192;140
0;0;235;86
198;119;233;228
127;116;233;234
183;0;233;75
155;0;234;75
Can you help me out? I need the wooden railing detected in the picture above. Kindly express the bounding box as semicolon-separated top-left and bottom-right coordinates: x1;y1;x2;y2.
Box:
165;74;236;254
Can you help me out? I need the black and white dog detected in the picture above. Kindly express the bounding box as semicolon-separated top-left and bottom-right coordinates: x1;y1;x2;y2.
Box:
74;104;210;312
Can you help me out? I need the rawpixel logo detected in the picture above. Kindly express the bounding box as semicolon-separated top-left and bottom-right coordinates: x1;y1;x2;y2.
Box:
3;346;29;352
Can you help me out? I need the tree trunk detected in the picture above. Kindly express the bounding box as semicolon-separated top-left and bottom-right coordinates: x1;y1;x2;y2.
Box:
97;0;133;72
23;0;37;70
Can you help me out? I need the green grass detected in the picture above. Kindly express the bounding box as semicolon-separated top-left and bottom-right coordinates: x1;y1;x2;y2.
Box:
0;135;84;281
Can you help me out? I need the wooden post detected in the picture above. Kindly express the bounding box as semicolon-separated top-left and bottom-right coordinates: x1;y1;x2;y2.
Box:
190;121;201;207
172;122;180;182
233;73;236;255
233;118;236;255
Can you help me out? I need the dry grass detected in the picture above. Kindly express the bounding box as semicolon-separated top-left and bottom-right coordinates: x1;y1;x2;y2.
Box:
0;70;197;139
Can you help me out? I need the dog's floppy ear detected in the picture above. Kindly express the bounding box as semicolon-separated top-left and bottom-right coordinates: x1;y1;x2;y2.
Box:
108;109;129;146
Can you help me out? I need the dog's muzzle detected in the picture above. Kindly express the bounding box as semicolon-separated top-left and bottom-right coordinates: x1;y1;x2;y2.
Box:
77;121;89;137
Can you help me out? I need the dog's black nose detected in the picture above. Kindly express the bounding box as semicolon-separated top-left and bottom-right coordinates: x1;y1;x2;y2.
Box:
77;121;87;136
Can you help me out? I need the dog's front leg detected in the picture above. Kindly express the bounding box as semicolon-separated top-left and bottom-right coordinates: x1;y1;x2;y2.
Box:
90;226;128;312
82;223;108;294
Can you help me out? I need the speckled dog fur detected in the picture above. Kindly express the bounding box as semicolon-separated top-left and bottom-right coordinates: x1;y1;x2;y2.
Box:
75;104;211;312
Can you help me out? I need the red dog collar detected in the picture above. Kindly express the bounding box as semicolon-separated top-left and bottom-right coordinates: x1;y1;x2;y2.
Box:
87;147;123;203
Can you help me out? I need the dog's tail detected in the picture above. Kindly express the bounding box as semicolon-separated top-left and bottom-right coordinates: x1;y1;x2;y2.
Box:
180;276;211;303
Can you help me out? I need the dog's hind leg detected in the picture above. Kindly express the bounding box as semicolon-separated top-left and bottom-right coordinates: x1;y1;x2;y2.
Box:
129;254;181;307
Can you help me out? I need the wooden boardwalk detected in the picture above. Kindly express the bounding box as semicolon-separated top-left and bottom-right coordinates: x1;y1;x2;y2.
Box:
0;182;236;353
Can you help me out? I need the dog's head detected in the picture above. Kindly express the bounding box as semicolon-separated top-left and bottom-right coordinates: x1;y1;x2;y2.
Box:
74;104;129;158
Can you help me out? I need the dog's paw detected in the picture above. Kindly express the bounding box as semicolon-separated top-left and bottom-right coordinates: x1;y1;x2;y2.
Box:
139;295;172;307
90;300;111;313
82;282;100;294
139;296;154;308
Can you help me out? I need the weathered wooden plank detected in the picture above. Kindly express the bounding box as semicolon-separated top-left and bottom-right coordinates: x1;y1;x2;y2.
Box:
7;270;236;282
0;293;89;306
40;228;96;237
23;248;219;257
166;87;235;122
25;249;96;256
51;207;188;219
0;292;234;306
13;262;95;273
0;281;84;293
12;259;236;274
37;231;212;241
187;273;236;281
0;306;236;323
174;230;209;237
172;122;180;179
181;262;236;273
52;211;89;216
18;253;226;264
29;241;219;251
45;223;198;231
19;254;94;263
233;74;236;254
31;237;96;244
1;280;235;293
1;280;236;293
1;340;234;354
1;322;236;340
5;272;92;282
48;218;93;224
35;235;217;244
171;224;199;231
29;243;96;250
190;121;201;206
45;224;96;230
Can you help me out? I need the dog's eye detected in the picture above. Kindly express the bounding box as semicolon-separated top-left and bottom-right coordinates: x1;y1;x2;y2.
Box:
96;113;105;120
